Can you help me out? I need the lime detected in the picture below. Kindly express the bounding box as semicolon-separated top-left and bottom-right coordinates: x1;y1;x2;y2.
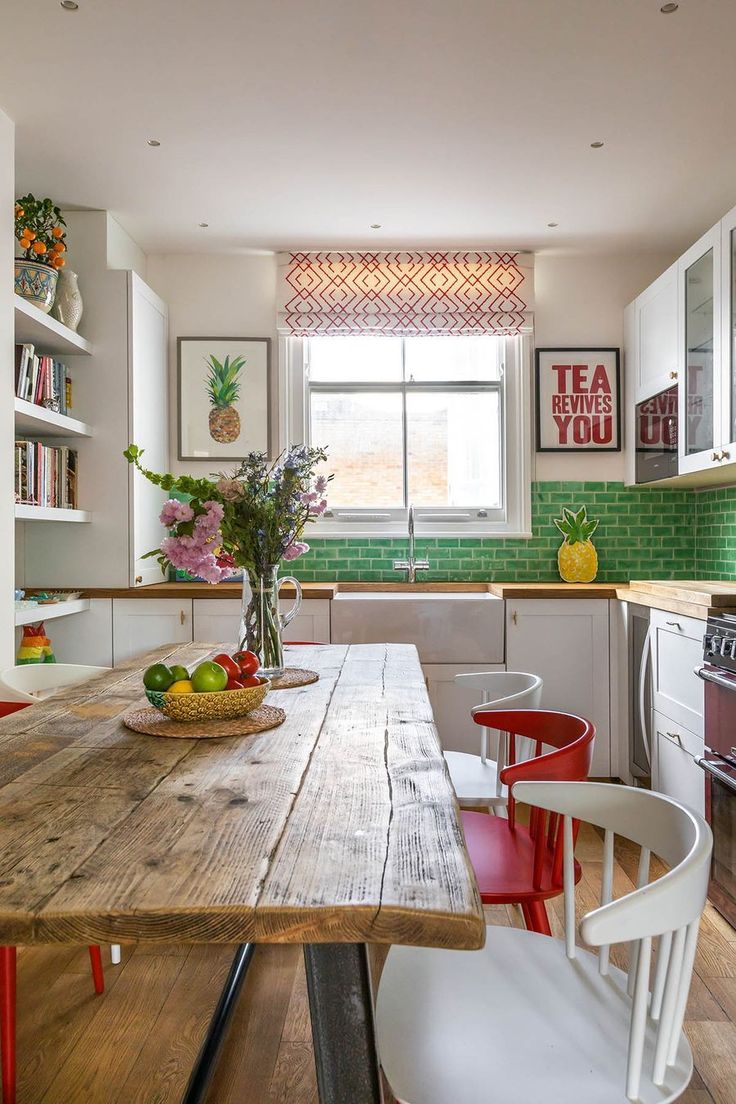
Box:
170;665;189;682
191;660;229;693
143;663;174;691
169;679;194;695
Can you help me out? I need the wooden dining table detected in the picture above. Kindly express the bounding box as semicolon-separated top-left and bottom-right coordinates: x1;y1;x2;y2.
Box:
0;641;484;1104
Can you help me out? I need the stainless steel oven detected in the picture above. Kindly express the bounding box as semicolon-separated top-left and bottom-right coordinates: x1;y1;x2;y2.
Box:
696;611;736;927
635;385;678;484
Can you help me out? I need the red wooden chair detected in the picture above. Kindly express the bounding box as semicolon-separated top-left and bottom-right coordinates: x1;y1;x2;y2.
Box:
0;701;105;1104
461;709;595;936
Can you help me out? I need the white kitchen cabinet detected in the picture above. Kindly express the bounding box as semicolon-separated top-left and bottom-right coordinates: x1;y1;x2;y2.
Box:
652;708;704;816
26;599;114;667
719;201;736;462
650;608;704;737
422;663;505;754
112;598;192;664
193;598;331;647
635;262;679;402
678;224;723;475
505;599;611;776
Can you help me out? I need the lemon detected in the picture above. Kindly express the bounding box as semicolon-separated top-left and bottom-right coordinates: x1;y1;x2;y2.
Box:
169;679;194;695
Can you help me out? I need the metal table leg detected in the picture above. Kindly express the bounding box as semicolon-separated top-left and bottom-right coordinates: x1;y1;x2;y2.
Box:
304;943;384;1104
180;942;256;1104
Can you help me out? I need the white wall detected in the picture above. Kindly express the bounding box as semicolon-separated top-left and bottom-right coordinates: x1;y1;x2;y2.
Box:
147;249;677;482
146;253;277;476
1;109;15;668
106;213;147;280
533;251;676;481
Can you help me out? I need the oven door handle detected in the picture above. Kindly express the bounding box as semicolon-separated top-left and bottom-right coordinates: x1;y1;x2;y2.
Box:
695;665;736;692
695;755;736;795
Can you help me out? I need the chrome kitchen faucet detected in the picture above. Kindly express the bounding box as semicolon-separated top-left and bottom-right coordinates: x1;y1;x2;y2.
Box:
393;504;430;583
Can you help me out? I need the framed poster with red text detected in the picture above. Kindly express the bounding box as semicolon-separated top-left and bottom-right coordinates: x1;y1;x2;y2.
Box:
535;347;621;452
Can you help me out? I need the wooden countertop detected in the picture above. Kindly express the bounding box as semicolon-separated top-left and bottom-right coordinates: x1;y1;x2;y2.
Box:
489;582;621;599
67;580;625;600
615;580;736;621
0;642;484;949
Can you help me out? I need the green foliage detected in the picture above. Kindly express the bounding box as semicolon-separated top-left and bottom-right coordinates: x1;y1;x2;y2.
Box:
205;354;244;408
553;505;599;545
15;194;67;263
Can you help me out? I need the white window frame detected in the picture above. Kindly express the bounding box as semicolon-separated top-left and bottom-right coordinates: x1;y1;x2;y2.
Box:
280;333;533;538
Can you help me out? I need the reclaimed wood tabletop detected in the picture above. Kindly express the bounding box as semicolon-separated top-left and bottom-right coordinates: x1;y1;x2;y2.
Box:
0;642;484;951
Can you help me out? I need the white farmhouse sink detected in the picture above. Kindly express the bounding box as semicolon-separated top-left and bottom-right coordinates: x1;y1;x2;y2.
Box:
330;592;504;664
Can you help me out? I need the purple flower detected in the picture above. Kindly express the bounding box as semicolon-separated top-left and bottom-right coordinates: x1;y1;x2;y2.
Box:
283;540;310;561
315;475;328;494
160;499;194;527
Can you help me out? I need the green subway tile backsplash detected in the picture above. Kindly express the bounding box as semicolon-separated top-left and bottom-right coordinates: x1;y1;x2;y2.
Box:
694;485;736;580
289;482;700;583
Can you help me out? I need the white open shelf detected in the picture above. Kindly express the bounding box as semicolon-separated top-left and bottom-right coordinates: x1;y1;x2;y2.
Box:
15;505;91;523
14;398;92;439
14;598;90;627
14;295;92;356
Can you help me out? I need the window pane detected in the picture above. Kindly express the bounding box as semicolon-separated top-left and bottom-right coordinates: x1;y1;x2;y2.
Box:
310;392;404;507
404;336;502;382
308;336;402;382
406;391;501;507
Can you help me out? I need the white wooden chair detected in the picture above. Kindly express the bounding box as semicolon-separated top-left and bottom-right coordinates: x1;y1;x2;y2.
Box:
444;671;542;810
0;662;123;966
376;781;713;1104
0;663;110;703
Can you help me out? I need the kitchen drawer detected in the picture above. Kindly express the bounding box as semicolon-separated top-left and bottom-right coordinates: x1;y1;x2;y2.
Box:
650;608;705;737
651;708;705;816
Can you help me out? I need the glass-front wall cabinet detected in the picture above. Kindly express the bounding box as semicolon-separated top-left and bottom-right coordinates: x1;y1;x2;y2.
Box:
684;246;715;457
731;226;736;443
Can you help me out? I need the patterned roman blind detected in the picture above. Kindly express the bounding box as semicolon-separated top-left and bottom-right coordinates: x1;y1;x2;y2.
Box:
277;251;534;336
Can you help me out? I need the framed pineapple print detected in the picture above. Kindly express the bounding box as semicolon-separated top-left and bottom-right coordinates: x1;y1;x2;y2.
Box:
177;336;271;460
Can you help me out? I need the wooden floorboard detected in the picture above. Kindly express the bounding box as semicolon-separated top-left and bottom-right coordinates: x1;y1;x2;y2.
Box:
9;830;736;1104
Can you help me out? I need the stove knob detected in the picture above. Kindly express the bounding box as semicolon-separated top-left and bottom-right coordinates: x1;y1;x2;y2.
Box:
710;635;722;655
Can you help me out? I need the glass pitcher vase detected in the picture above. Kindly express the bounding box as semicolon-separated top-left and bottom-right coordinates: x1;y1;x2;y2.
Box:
238;565;302;679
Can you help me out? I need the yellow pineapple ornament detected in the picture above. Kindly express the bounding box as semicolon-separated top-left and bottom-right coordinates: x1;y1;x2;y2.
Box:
554;505;599;583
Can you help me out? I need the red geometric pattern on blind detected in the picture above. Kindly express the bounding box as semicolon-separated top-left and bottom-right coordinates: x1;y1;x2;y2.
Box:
279;251;533;335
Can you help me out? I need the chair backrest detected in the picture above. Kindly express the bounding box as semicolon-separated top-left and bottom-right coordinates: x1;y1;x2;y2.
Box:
513;780;713;1101
455;670;543;711
0;664;110;703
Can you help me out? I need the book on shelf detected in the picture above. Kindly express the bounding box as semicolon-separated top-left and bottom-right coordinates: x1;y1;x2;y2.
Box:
14;343;72;416
14;440;78;510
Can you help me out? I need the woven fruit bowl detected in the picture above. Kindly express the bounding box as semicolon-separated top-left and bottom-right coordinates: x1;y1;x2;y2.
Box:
145;679;271;722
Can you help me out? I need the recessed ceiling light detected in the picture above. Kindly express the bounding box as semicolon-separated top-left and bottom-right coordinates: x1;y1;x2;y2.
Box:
199;222;209;228
660;2;678;11
547;222;559;228
590;140;605;149
60;1;79;9
370;223;382;229
147;138;161;147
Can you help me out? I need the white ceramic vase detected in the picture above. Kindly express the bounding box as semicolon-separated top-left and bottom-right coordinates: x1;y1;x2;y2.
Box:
50;269;83;332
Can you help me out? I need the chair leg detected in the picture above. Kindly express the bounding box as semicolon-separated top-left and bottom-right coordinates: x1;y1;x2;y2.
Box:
88;947;105;995
0;947;17;1104
110;945;121;966
525;900;552;936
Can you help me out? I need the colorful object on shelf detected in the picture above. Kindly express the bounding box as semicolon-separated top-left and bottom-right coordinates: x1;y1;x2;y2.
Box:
16;622;56;665
14;194;67;312
554;505;599;583
14;260;59;313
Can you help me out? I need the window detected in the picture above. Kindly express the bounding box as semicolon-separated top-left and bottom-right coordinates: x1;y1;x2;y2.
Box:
284;334;531;537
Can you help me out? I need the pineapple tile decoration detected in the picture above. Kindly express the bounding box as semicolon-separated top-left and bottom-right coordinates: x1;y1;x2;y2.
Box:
206;354;244;443
554;505;599;582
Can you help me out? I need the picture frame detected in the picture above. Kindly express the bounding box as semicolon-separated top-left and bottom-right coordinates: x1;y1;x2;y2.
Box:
177;336;272;461
535;347;621;452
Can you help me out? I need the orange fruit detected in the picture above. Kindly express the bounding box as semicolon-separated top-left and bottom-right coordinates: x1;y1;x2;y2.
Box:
52;226;63;239
52;255;65;268
18;237;30;250
15;206;24;217
25;230;36;241
53;241;65;253
32;241;47;254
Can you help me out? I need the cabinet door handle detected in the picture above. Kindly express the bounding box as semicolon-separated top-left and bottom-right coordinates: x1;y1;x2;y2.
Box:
135;575;143;585
511;610;518;625
712;451;720;462
669;370;678;380
665;620;682;630
180;609;186;625
722;449;731;462
666;731;683;745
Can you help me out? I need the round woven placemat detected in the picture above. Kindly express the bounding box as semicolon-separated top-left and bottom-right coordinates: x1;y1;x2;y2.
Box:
122;702;286;739
269;668;319;690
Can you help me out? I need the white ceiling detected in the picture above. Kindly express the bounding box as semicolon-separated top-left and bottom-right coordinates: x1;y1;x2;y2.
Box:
2;0;736;256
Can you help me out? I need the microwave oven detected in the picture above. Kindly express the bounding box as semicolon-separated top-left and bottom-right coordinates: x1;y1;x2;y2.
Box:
635;385;678;483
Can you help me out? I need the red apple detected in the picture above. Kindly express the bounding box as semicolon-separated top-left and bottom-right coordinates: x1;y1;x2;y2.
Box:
212;653;241;681
226;677;245;691
241;675;262;687
232;650;260;677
